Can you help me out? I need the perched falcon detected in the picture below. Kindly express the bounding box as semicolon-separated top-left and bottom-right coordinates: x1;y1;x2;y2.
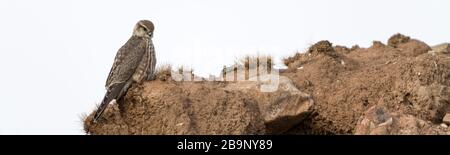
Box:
93;20;156;123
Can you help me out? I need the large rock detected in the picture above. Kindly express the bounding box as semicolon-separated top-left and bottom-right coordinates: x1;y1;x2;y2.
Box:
84;74;314;135
225;74;314;133
355;105;447;135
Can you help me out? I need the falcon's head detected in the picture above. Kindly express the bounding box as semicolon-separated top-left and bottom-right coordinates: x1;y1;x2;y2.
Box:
133;20;154;38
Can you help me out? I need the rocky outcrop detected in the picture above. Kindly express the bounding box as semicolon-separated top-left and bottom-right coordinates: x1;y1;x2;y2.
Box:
84;33;450;135
283;34;450;134
84;74;314;135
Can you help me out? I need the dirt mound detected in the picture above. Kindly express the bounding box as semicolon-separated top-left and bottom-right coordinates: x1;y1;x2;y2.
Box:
84;81;265;135
84;73;314;135
283;33;450;134
84;33;450;135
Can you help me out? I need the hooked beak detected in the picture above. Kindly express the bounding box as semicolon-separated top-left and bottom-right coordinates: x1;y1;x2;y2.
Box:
148;32;153;38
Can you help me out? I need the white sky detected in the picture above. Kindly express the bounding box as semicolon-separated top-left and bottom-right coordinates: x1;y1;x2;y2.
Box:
0;0;449;135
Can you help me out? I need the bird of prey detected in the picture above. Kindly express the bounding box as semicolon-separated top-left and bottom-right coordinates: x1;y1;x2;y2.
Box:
93;20;156;123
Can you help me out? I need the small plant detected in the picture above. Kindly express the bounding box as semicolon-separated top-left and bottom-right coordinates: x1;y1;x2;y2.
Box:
154;64;172;81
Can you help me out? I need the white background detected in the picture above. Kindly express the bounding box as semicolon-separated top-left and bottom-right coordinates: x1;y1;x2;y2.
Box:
0;0;449;134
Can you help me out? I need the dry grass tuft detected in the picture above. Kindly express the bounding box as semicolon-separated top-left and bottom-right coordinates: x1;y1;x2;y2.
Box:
154;64;172;81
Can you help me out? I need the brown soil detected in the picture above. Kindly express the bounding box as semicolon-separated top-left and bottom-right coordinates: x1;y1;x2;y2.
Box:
84;80;268;135
283;34;450;134
84;34;450;135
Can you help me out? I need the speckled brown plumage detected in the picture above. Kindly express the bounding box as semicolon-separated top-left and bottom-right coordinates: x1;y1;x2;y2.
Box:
93;20;156;122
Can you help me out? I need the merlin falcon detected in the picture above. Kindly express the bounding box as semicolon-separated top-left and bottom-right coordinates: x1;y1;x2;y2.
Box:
93;20;156;122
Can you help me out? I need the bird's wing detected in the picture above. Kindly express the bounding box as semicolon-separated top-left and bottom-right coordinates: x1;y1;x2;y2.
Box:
105;36;148;90
146;39;157;80
94;37;148;123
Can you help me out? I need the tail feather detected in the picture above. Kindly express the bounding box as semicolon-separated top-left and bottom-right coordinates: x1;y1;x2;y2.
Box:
93;82;126;123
